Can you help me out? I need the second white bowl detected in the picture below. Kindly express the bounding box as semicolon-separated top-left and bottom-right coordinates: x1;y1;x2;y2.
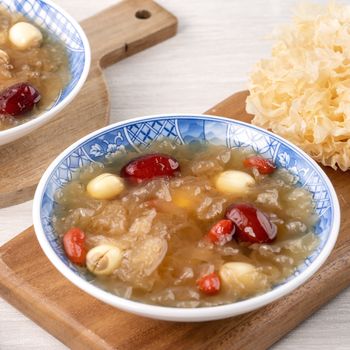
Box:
0;0;90;146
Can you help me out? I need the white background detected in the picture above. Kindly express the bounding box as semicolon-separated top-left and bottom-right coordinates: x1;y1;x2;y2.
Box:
0;0;349;349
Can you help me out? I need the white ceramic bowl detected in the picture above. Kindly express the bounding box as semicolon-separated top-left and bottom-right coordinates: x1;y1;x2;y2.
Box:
33;114;340;322
0;0;90;146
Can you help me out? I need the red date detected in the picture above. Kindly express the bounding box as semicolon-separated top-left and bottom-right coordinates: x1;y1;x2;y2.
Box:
0;82;41;117
120;153;180;184
225;203;277;243
243;156;276;174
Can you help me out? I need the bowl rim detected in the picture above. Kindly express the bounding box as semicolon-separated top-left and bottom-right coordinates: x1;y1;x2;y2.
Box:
33;113;340;322
0;0;91;142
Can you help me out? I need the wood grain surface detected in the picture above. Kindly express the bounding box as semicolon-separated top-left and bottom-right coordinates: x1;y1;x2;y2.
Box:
0;0;177;209
0;90;349;350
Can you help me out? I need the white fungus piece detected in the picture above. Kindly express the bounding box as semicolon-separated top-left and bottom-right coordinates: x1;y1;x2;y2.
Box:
219;262;258;290
0;49;9;64
247;2;350;171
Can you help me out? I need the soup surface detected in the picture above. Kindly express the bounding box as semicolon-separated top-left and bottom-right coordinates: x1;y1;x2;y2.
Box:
0;6;69;130
54;141;319;307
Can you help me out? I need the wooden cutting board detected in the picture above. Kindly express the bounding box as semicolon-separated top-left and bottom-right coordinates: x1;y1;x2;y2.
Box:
0;90;349;350
0;0;177;209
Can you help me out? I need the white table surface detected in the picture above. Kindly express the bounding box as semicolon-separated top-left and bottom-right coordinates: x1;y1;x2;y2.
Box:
0;0;349;349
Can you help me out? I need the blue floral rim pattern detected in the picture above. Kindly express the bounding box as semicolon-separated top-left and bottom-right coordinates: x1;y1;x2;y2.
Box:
38;115;335;290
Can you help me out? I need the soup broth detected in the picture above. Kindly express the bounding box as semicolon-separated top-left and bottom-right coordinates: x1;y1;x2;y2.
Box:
0;6;69;130
54;141;319;307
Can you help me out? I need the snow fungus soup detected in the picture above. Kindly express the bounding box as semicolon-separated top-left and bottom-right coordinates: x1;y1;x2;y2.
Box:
53;141;319;307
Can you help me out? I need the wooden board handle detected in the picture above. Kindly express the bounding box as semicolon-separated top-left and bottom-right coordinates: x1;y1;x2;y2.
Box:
81;0;177;68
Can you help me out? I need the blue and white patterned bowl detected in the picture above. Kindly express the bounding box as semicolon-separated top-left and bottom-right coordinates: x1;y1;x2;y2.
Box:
33;114;340;322
0;0;90;146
